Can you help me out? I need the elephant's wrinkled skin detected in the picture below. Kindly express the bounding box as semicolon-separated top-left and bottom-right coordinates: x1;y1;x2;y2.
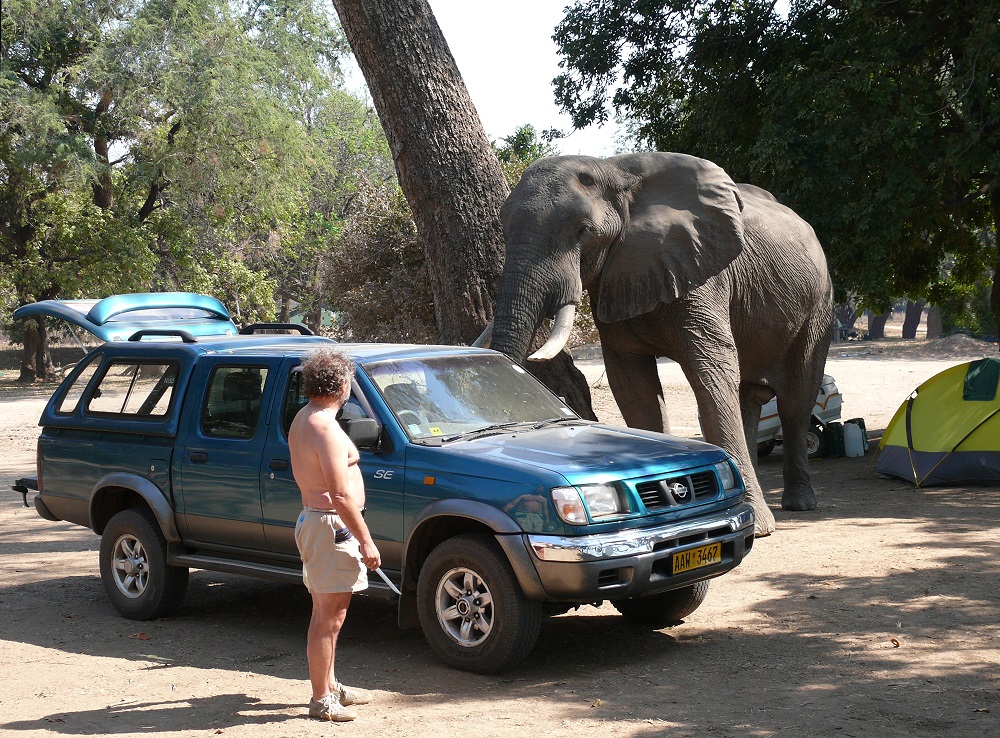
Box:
486;153;834;536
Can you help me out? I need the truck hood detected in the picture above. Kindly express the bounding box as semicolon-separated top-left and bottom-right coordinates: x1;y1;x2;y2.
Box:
413;422;726;484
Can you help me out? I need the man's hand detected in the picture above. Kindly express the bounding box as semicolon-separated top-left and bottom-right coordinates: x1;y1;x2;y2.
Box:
359;540;381;571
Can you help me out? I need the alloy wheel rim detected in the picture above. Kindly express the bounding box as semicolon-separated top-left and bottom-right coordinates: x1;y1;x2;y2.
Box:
435;566;494;647
112;534;149;599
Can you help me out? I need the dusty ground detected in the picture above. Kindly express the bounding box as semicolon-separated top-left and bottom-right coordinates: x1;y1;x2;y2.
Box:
1;331;999;738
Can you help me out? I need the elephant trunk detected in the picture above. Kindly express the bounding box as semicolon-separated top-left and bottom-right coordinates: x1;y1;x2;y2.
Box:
489;245;581;363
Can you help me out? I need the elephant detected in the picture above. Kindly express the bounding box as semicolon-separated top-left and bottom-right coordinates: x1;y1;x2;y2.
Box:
478;152;834;536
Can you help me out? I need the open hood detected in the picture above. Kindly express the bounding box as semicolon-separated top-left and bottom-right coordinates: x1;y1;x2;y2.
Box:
13;292;238;342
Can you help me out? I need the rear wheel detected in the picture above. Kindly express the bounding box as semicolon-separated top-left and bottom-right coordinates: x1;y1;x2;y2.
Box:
417;534;542;673
613;581;710;626
100;507;189;620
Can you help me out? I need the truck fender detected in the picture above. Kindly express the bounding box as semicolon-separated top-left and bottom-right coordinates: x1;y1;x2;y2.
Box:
89;473;181;543
397;498;547;629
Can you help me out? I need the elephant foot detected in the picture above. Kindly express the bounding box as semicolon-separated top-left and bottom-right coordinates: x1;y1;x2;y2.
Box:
749;498;775;537
781;485;818;511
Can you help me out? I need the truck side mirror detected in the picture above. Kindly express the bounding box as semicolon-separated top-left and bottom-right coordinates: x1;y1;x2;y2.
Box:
344;417;380;449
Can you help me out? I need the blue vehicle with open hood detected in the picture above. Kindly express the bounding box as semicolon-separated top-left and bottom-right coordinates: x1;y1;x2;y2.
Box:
14;292;755;672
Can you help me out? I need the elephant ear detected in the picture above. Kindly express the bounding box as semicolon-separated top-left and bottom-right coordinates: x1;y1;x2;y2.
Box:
595;153;746;324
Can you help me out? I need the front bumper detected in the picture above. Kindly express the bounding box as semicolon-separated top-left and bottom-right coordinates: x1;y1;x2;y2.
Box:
525;503;754;601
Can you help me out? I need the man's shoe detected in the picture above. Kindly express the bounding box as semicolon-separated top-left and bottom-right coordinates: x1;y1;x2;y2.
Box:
308;694;357;722
336;682;372;706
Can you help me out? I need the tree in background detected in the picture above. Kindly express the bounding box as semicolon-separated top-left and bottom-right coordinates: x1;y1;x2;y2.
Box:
1;0;348;377
553;0;1000;339
330;0;595;417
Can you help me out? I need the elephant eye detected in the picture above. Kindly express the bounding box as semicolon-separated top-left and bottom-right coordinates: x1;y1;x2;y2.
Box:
578;172;596;187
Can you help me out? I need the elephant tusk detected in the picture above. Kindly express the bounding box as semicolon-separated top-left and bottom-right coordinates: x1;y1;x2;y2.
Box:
472;319;493;348
528;303;576;361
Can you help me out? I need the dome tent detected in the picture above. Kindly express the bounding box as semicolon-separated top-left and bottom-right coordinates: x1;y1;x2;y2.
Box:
875;357;1000;487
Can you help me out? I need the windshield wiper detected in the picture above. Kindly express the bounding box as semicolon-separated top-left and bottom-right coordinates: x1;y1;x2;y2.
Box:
437;421;535;443
530;416;587;429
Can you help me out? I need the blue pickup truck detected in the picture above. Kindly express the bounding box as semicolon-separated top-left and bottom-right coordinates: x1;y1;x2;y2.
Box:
13;293;755;672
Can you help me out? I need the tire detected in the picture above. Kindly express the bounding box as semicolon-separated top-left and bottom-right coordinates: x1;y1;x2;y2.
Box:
99;507;189;620
417;534;542;673
613;581;710;626
807;422;828;459
757;440;776;457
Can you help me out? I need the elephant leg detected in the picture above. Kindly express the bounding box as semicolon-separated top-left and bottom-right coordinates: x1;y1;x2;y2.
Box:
602;350;670;433
776;379;824;512
683;361;776;537
740;383;773;477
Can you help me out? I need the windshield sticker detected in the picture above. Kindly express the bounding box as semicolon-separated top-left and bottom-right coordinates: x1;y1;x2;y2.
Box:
429;426;443;436
407;424;421;434
560;407;574;415
511;365;526;373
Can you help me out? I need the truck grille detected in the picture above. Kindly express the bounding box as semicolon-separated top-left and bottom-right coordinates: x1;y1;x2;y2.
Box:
635;471;717;510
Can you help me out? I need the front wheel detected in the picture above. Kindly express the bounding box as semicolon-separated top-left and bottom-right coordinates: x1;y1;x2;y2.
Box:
99;507;189;620
417;534;542;673
613;581;710;626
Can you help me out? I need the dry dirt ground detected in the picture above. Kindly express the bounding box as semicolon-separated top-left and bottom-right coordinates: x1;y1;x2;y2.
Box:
1;333;999;738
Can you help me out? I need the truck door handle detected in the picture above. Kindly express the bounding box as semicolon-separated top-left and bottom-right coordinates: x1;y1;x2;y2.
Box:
189;452;208;463
268;459;289;471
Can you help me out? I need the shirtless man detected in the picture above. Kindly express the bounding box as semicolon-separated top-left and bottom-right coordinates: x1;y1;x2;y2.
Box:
288;348;381;722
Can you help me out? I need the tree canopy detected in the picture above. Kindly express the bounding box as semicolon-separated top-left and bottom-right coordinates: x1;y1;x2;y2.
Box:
0;0;396;375
554;0;1000;333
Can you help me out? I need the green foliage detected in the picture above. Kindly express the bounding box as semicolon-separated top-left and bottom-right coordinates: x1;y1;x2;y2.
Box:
554;0;1000;329
1;0;351;335
326;182;436;343
495;124;559;186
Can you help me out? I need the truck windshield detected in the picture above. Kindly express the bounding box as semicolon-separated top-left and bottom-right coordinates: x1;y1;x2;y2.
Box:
364;353;579;441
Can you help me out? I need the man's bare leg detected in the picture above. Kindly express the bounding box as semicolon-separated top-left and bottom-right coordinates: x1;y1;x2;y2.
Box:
308;591;352;701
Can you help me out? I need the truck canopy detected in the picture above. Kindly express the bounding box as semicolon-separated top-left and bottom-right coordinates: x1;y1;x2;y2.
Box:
13;292;238;342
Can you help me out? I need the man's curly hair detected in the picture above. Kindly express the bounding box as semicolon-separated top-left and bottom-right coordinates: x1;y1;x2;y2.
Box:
300;348;355;400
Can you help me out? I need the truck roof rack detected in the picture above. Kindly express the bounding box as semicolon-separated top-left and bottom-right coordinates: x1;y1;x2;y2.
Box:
127;329;199;343
238;322;315;336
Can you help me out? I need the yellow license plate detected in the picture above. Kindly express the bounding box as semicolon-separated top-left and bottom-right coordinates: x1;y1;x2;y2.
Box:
672;543;722;575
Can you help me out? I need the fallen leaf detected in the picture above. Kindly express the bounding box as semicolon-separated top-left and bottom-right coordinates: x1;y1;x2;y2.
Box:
890;638;901;648
129;632;151;641
974;708;990;713
591;698;602;708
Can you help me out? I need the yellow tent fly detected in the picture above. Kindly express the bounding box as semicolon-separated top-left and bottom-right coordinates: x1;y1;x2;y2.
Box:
875;357;1000;487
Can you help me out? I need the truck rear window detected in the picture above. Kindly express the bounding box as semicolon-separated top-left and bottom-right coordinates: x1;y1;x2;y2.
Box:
201;366;269;439
87;362;178;417
57;353;102;414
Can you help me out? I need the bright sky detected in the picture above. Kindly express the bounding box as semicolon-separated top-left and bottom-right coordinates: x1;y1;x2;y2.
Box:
343;1;621;156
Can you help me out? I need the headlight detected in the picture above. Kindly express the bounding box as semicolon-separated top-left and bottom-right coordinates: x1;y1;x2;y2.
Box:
551;484;626;524
715;460;737;491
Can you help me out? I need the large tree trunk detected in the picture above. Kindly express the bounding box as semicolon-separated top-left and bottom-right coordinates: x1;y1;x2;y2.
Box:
331;0;594;412
902;300;924;339
331;0;505;344
867;309;891;340
18;319;56;382
926;306;943;339
990;186;1000;347
836;303;859;331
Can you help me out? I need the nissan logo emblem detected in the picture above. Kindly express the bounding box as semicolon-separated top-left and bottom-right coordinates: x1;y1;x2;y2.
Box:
668;482;688;499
